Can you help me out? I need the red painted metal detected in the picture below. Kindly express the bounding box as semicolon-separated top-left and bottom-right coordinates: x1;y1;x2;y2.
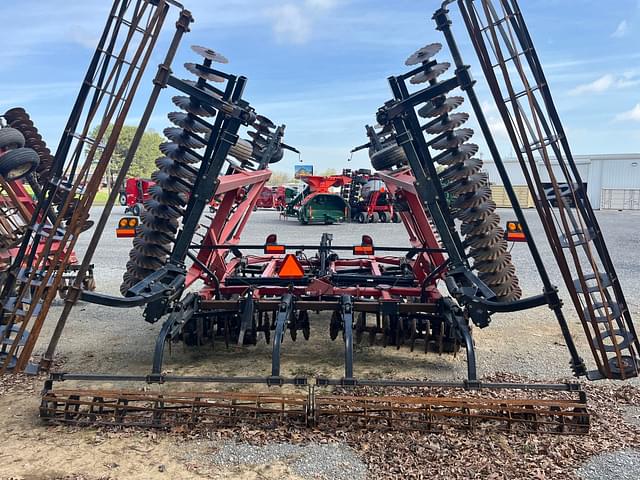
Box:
0;179;80;268
301;175;351;193
256;186;274;208
378;168;446;283
186;169;272;287
123;177;154;208
184;164;447;306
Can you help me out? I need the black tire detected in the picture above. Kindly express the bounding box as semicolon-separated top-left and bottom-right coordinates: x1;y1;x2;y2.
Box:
268;147;284;164
131;203;142;217
370;212;379;223
391;212;401;223
0;128;25;150
370;143;407;171
229;139;253;163
378;211;388;223
0;147;39;180
357;212;367;224
119;192;127;206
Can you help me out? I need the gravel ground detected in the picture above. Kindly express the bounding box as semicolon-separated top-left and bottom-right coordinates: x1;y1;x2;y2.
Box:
185;441;368;480
578;449;640;480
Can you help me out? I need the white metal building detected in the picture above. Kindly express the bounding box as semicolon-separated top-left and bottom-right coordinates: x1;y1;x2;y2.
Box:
482;154;640;210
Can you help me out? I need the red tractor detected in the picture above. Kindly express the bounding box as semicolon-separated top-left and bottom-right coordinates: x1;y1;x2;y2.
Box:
119;177;154;216
255;186;275;208
341;169;399;223
273;184;298;210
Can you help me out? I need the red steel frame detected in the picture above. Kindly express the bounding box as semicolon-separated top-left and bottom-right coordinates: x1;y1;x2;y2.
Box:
186;165;447;304
186;168;272;288
0;180;79;267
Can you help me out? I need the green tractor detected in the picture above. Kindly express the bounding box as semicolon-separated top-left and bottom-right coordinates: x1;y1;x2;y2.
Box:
285;175;351;225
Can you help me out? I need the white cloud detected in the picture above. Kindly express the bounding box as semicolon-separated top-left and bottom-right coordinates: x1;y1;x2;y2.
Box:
612;20;629;38
569;74;640;95
66;25;101;50
265;0;340;45
306;0;338;10
269;4;312;44
615;103;640;122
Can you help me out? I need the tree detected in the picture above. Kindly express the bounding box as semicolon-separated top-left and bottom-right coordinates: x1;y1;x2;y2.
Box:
88;124;164;188
267;170;292;186
318;168;337;177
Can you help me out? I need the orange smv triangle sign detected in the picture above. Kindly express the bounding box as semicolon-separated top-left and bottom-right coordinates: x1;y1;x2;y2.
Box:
278;254;305;278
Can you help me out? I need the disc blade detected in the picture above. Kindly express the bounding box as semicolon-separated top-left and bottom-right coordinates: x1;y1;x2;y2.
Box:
159;142;200;164
425;112;470;135
410;62;450;85
405;43;442;66
431;128;474;150
167;112;211;134
184;62;225;83
419;96;465;118
191;45;229;63
163;127;206;149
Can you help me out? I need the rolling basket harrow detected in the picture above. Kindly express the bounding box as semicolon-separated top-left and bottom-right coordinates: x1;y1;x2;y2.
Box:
1;0;638;435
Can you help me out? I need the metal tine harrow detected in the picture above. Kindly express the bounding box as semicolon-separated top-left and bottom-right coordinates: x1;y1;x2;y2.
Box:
40;379;589;434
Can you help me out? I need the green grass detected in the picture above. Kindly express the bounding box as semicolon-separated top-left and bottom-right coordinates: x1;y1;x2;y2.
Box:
21;185;111;206
93;190;109;206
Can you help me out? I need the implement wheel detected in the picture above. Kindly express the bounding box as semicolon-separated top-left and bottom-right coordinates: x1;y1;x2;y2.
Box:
0;127;25;149
370;143;407;171
0;147;39;180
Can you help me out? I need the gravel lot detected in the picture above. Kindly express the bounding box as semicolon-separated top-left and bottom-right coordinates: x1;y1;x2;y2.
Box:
0;205;639;479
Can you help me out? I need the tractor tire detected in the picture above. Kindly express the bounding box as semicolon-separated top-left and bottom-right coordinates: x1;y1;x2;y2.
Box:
119;192;127;206
370;212;379;223
0;128;25;150
391;212;401;223
269;147;284;164
357;212;367;224
370;143;407;171
228;138;253;163
378;211;388;223
131;203;142;217
0;147;39;180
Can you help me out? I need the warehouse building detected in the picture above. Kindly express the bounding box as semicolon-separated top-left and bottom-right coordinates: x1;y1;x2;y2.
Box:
483;153;640;210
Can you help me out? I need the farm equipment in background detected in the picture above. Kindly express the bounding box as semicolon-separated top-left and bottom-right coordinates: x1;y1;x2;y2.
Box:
341;168;399;223
274;184;299;210
284;175;351;224
119;177;154;216
0;0;635;435
0;111;95;305
256;186;275;208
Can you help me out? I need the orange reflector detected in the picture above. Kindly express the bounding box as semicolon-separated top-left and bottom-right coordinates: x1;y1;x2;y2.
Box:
353;245;374;255
119;218;128;227
116;228;136;238
507;232;526;241
278;254;305;278
505;221;526;242
128;218;138;227
265;244;286;254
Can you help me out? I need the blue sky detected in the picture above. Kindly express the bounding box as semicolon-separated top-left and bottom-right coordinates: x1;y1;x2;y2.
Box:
1;0;639;175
